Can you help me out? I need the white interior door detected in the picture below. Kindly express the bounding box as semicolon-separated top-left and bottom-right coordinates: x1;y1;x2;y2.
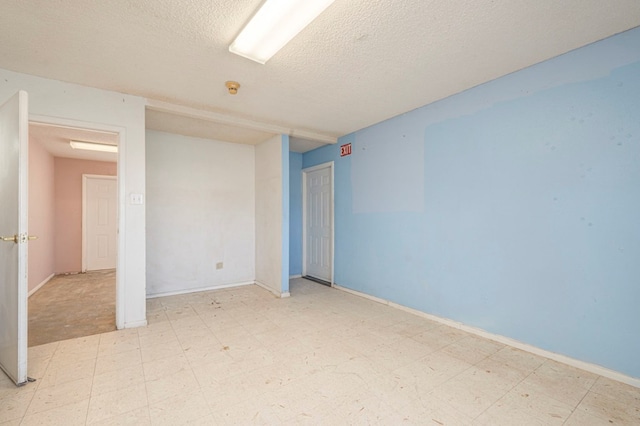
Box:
84;175;117;271
304;165;333;282
0;90;29;386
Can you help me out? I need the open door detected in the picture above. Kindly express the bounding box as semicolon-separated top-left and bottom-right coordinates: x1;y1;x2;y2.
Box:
0;90;30;386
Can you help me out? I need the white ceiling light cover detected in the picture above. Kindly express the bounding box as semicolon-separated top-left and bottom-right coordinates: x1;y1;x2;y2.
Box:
70;140;118;153
229;0;335;64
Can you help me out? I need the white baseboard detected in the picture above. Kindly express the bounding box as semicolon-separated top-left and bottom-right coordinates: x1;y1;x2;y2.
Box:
332;283;640;389
146;281;254;299
289;274;302;279
255;280;290;298
121;319;147;329
28;273;55;297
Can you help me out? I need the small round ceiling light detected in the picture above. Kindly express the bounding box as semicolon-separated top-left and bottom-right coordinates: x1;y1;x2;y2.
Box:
225;81;240;95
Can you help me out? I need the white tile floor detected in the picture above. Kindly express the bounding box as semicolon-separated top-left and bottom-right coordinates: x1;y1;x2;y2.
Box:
1;278;639;425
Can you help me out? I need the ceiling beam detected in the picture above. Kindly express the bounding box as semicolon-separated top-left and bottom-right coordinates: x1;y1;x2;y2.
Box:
146;99;337;144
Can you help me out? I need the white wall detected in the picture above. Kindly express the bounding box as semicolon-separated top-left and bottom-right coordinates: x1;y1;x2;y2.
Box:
146;130;255;296
255;135;288;296
0;68;147;329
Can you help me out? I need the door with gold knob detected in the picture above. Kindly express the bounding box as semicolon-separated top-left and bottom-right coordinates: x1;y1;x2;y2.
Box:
0;90;30;386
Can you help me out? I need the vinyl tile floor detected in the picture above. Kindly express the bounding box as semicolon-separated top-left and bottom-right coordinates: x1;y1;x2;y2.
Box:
2;278;639;425
28;270;116;347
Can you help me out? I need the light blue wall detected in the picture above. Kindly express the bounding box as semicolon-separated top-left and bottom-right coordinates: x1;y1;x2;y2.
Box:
281;135;290;294
289;152;303;276
302;27;640;378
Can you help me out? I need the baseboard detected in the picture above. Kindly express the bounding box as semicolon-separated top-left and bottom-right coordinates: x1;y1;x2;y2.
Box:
28;273;55;297
289;274;302;279
121;319;147;329
255;280;290;298
332;283;640;389
146;281;254;299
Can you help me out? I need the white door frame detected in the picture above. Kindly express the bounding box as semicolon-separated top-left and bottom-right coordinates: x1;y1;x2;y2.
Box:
302;161;335;285
82;174;117;272
0;90;29;385
29;114;126;329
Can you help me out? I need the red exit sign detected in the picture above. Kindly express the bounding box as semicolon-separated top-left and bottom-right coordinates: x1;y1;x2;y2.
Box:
340;143;352;157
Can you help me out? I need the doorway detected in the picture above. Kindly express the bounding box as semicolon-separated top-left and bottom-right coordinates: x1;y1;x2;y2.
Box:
27;122;119;346
303;162;334;285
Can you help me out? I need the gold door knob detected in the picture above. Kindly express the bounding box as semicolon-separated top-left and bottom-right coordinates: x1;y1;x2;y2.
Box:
1;235;38;243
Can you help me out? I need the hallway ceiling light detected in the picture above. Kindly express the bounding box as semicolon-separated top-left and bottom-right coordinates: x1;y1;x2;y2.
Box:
69;140;118;153
229;0;335;64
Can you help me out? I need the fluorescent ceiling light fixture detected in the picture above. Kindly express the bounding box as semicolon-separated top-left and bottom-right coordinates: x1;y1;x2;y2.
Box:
229;0;335;64
69;140;118;153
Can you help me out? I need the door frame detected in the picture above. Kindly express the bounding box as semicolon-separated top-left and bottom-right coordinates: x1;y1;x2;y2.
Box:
30;114;126;329
302;161;335;285
82;174;117;272
0;90;29;385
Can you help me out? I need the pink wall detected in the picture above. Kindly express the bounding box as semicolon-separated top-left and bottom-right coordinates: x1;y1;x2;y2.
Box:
54;158;117;273
28;139;56;293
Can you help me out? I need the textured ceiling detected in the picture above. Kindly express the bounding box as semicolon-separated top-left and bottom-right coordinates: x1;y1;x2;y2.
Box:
30;123;118;163
2;1;640;150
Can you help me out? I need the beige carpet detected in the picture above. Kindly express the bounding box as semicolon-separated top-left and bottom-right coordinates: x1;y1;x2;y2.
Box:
28;269;116;347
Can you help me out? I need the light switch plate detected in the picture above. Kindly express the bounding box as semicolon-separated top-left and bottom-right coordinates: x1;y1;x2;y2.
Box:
130;193;144;205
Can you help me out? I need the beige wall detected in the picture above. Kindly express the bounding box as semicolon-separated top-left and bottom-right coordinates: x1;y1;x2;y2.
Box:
54;157;116;273
28;139;56;293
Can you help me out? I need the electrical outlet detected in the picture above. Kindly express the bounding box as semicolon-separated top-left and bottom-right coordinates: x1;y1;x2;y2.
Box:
216;262;223;270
